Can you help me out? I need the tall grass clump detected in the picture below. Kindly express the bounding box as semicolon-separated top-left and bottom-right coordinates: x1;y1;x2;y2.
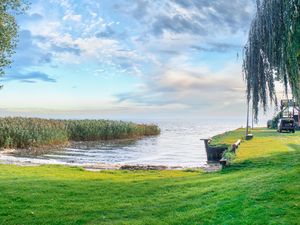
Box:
0;117;68;149
0;117;160;149
65;120;160;141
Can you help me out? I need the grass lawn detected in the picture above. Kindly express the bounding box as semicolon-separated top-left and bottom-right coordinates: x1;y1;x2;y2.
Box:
0;128;299;224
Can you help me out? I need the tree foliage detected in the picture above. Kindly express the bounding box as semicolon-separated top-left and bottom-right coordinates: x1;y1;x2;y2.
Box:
0;0;28;77
243;0;300;119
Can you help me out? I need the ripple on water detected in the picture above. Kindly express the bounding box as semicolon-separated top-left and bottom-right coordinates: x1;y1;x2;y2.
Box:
3;120;243;167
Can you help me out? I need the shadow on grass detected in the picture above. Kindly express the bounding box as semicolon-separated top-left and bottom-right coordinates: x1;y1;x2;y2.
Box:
287;143;300;151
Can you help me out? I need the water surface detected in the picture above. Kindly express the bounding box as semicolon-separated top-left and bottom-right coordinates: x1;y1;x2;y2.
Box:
1;120;244;167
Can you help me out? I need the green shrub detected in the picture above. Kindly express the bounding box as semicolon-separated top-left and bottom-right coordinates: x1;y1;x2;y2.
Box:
222;150;236;161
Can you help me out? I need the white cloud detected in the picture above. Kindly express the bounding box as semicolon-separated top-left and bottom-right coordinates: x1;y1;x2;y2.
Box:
8;0;261;119
116;59;246;114
63;12;82;22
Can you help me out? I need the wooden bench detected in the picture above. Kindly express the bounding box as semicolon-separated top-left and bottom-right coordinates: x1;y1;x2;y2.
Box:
220;139;242;167
231;139;241;153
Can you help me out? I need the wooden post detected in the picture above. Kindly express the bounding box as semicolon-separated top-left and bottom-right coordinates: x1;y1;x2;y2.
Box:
251;106;254;129
245;99;250;139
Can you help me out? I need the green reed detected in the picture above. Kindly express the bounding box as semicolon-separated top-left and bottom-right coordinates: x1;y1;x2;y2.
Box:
0;117;160;149
65;120;160;141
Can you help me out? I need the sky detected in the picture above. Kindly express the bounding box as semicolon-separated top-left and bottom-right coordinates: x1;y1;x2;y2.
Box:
0;0;268;121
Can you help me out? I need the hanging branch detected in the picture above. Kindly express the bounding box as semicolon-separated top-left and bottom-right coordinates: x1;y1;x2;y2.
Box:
243;0;300;120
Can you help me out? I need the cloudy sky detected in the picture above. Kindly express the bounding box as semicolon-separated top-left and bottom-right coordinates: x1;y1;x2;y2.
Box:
0;0;260;120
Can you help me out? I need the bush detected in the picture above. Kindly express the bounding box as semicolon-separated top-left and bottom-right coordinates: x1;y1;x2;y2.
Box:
222;150;236;161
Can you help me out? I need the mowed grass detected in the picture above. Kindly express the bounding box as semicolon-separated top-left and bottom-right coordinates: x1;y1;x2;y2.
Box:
0;128;300;224
211;127;300;161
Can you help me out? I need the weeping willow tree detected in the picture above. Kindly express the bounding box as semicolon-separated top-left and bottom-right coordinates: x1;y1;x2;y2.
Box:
243;0;300;120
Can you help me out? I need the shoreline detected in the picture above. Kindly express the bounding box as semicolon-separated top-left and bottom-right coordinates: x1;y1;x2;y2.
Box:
0;151;221;172
0;136;145;156
0;126;240;172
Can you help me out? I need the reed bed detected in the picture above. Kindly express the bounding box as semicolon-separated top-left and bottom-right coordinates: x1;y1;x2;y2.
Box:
0;117;160;149
65;120;160;141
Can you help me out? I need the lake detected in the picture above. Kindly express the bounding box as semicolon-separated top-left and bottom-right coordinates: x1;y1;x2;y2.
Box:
0;119;246;167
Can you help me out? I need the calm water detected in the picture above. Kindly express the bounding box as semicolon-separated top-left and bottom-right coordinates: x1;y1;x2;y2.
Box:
1;120;245;167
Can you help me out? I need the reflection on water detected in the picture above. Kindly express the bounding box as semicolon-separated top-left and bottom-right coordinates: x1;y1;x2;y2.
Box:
37;120;243;167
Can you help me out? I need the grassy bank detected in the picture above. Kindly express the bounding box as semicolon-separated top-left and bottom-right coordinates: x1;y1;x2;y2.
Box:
0;128;299;224
0;117;160;149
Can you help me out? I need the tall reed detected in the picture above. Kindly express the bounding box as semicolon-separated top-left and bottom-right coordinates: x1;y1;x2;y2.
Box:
0;117;160;149
65;120;160;141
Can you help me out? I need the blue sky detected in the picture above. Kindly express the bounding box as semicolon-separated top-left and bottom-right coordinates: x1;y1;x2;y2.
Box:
0;0;260;120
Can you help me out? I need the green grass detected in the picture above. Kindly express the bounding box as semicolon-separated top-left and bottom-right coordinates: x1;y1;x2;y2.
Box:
0;128;299;224
0;117;160;149
208;128;246;147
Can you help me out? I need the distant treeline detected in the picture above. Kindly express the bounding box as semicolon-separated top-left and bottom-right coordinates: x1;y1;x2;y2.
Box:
0;117;160;149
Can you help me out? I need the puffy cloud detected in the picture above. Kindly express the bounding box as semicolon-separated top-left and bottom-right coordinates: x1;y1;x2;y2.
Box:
115;60;246;113
63;12;82;22
114;0;255;69
14;0;255;83
1;0;258;118
116;0;255;37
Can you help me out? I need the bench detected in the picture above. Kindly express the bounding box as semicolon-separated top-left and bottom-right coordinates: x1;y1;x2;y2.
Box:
220;139;242;167
231;139;241;153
